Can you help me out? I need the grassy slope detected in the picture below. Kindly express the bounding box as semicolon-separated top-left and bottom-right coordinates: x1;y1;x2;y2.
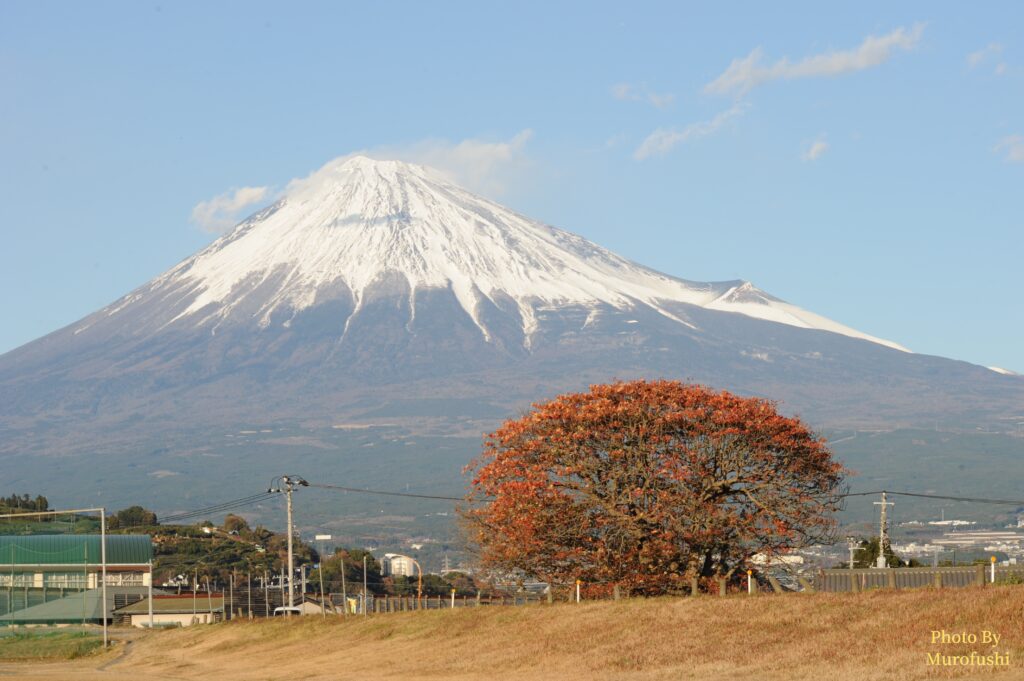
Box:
0;631;102;661
115;586;1024;681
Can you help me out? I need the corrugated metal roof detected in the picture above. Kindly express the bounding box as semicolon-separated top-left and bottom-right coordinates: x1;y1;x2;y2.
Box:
0;586;163;624
115;596;225;614
0;535;152;565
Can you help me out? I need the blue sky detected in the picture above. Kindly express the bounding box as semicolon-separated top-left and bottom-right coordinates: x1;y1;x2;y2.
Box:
1;2;1021;371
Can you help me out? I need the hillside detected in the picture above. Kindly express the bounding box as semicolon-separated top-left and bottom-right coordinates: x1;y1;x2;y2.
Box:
5;587;1024;680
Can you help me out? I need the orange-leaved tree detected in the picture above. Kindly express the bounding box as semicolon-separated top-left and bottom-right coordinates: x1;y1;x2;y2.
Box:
462;380;845;595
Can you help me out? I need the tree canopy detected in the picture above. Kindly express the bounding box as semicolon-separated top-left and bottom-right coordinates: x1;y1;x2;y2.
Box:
108;505;158;529
463;380;845;594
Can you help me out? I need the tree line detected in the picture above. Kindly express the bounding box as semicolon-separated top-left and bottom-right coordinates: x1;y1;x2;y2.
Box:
0;493;49;512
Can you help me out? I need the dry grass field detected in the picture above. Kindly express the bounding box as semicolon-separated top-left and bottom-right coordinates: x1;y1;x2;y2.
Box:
3;585;1024;680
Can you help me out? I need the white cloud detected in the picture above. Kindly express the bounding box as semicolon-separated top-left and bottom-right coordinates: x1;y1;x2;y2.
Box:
967;43;1003;68
281;130;536;201
802;138;829;162
190;185;271;233
995;135;1024;162
193;131;535;233
995;62;1008;75
366;129;535;197
611;82;674;108
611;83;633;100
706;24;924;96
633;103;746;160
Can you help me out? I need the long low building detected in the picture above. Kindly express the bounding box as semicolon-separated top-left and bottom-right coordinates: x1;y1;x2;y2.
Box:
114;594;225;627
0;534;153;624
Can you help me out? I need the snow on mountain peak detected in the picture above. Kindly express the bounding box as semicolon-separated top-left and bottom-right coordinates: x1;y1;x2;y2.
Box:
141;154;907;352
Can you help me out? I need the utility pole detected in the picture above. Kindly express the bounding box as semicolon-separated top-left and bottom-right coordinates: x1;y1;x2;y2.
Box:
340;556;348;618
362;555;368;617
874;492;895;569
100;508;108;649
846;536;857;570
286;487;294;609
269;475;308;613
263;569;269;618
314;534;331;616
148;559;154;629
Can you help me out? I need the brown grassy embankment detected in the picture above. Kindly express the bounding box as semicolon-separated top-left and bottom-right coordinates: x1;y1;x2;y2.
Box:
5;586;1024;680
0;630;102;661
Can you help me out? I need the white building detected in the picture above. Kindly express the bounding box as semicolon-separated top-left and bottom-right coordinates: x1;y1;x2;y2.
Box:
381;553;416;577
114;595;224;627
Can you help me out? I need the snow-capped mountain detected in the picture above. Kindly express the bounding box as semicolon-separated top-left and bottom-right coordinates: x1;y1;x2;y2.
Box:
98;156;905;352
2;152;1022;521
1;154;1020;478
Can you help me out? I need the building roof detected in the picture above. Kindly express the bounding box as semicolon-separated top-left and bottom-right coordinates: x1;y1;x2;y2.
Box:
0;586;166;623
114;595;225;615
0;535;153;565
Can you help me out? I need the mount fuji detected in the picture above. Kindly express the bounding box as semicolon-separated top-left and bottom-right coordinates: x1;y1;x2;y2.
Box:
1;155;1021;519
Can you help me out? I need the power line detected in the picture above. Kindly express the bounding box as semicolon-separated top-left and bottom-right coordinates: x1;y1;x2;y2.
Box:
160;493;277;523
152;486;1024;527
308;483;466;502
841;490;1024;506
161;492;273;518
309;484;1024;507
161;496;275;522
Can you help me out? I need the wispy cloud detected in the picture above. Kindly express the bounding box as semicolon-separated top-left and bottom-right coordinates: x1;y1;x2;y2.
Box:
283;130;536;202
967;43;1006;75
611;82;674;108
368;129;535;196
190;186;271;233
633;103;746;160
995;135;1024;162
802;138;829;162
706;24;924;96
967;43;1002;68
194;131;536;233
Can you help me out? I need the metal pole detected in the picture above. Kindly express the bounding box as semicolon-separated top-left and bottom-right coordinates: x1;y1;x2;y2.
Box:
148;560;154;629
100;508;108;649
286;484;295;611
340;557;348;618
318;562;326;620
206;576;213;623
193;569;197;621
263;570;269;618
412;558;422;607
229;572;234;621
991;556;997;583
874;492;894;569
362;555;367;617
